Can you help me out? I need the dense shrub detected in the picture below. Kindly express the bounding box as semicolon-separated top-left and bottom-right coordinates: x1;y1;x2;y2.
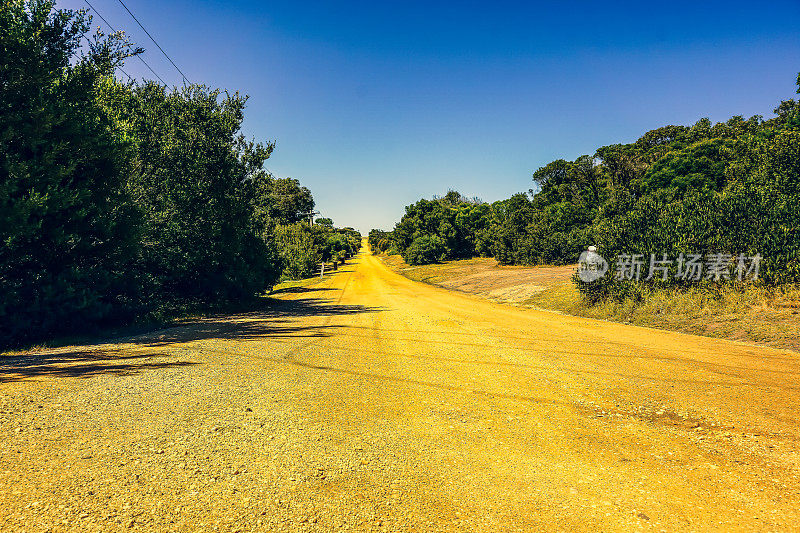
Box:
0;2;141;343
274;224;321;279
392;192;481;259
116;82;281;306
368;229;394;253
274;223;360;280
403;235;446;265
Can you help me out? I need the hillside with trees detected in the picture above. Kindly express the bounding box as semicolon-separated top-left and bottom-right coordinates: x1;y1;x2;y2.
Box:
373;73;800;301
0;1;358;348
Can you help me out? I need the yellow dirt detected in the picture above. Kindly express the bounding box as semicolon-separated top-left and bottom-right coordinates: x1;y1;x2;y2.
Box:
382;254;800;353
2;239;799;531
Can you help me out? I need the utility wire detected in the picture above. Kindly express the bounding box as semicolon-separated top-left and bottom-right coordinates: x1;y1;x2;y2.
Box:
114;0;191;84
83;0;169;87
115;64;134;82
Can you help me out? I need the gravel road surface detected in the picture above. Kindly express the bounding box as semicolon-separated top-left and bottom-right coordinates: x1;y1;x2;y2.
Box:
2;242;799;531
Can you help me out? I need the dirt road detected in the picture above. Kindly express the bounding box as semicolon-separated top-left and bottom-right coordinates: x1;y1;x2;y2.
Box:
2;242;800;531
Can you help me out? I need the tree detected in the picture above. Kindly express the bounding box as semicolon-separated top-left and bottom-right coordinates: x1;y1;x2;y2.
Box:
114;81;280;305
249;173;314;226
404;235;446;265
274;224;321;279
383;72;800;300
640;138;739;195
392;191;483;261
1;1;141;344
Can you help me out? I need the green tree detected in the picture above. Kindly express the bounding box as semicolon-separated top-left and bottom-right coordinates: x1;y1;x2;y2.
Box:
1;1;141;345
115;81;280;305
274;223;321;279
404;235;446;265
641;138;739;195
249;172;314;226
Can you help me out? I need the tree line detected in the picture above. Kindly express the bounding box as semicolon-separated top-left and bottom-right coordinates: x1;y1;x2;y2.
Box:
1;0;359;348
371;72;800;300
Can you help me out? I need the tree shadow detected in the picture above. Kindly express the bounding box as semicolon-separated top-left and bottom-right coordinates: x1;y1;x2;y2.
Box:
1;296;384;383
269;286;338;295
131;297;384;346
0;349;198;383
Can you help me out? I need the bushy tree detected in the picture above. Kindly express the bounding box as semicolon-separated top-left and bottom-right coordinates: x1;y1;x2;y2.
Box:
1;0;324;347
249;171;314;226
576;75;800;300
382;72;800;304
0;1;141;343
404;235;446;265
114;81;280;305
274;223;321;279
640;138;739;195
392;190;484;261
368;229;394;253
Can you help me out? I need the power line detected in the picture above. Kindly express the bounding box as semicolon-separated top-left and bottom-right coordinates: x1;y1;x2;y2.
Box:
115;64;133;81
83;0;169;87
114;0;191;84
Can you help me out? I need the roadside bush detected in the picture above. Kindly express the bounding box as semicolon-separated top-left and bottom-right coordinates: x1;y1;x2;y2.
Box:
0;0;357;349
368;229;394;253
275;224;321;280
118;82;281;306
580;123;800;301
403;235;446;265
383;80;800;294
391;191;485;261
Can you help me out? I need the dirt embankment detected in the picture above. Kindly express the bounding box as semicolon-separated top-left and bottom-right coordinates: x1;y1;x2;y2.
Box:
379;255;574;303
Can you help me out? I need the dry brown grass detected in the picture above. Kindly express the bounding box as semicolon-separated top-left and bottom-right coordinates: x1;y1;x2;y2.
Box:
381;255;573;303
541;284;800;352
379;253;800;352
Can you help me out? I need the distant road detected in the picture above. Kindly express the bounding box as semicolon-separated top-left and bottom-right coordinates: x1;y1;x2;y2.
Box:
2;239;799;531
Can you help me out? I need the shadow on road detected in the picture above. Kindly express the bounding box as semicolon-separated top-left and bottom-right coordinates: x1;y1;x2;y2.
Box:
0;349;198;383
1;295;383;383
135;297;384;346
269;286;338;295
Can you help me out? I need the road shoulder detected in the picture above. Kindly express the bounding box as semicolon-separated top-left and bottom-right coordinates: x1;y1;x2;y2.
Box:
376;253;800;353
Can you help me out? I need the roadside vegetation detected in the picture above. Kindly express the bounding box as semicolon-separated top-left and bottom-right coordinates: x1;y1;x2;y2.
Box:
372;72;800;331
380;256;800;352
1;1;358;348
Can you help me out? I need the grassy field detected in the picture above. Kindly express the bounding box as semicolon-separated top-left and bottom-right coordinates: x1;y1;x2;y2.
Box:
379;254;800;352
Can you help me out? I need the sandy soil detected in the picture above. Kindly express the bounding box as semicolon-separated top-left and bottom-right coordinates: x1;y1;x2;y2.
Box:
2;242;799;531
380;256;573;304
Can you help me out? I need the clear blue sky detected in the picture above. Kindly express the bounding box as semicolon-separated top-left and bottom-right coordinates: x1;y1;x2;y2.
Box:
65;0;800;233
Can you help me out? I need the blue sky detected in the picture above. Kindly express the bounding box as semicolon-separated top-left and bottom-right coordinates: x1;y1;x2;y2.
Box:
65;0;800;233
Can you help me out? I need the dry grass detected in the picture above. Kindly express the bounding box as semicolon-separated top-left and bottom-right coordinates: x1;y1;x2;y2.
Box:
381;255;573;303
379;253;800;352
540;284;800;352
